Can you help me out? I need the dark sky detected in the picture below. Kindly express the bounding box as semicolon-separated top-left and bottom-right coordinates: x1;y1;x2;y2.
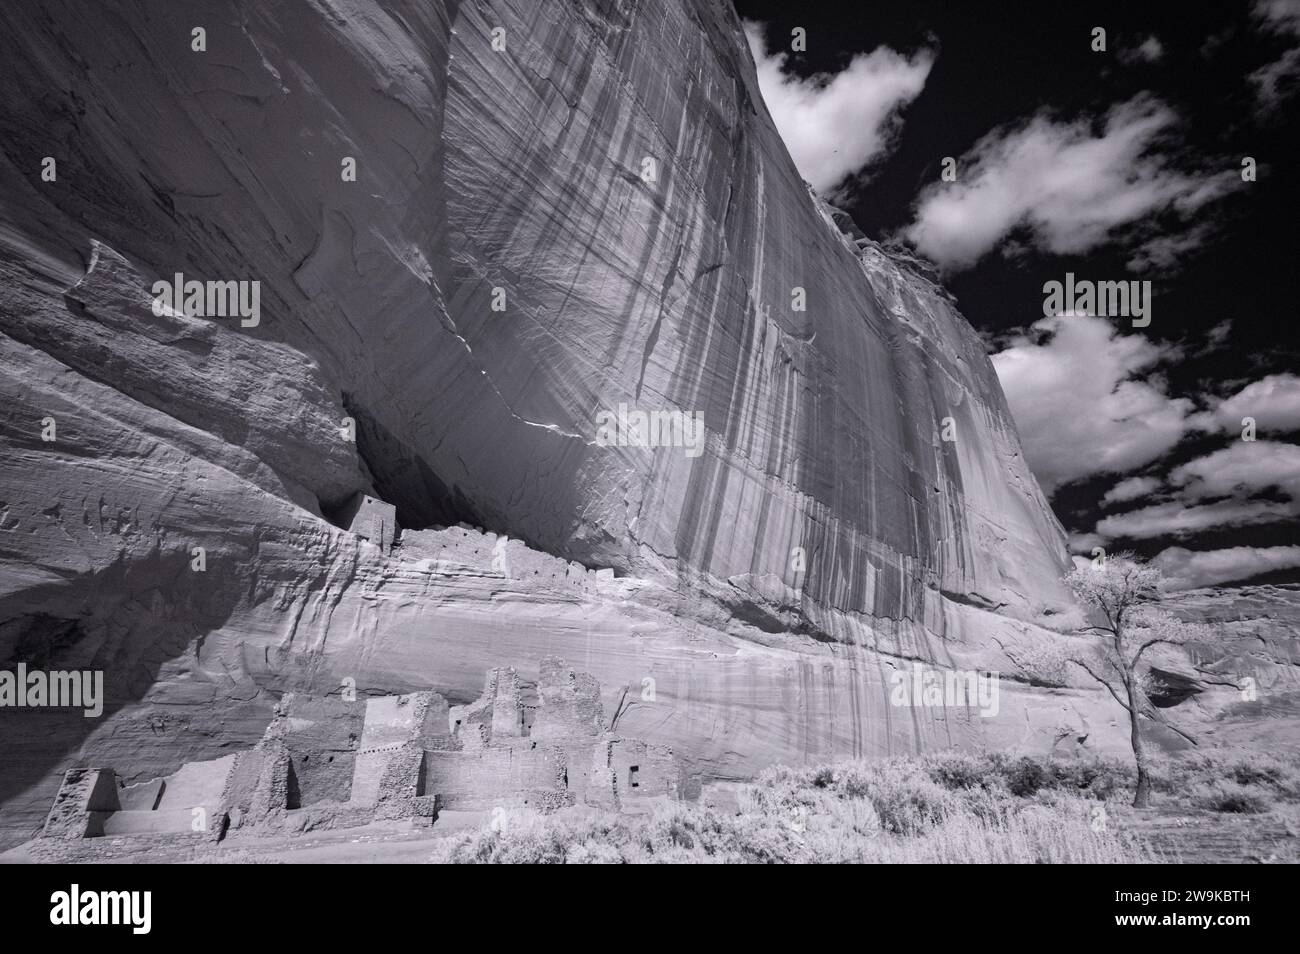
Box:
735;0;1300;585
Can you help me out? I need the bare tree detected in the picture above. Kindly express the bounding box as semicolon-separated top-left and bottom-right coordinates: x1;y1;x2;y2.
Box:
1064;553;1202;808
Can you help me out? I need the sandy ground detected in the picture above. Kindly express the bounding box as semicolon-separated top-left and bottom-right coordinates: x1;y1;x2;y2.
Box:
1109;805;1300;864
3;806;1296;864
0;811;492;864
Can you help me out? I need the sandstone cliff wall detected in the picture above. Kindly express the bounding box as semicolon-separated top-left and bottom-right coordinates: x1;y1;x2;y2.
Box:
0;0;1081;844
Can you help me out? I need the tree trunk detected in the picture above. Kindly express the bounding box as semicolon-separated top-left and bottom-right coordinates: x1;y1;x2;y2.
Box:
1126;679;1151;808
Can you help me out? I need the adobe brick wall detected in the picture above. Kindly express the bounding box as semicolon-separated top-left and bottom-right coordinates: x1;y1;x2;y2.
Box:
221;748;267;820
249;741;292;819
261;693;366;807
534;656;606;741
424;740;571;811
153;754;238;814
397;525;599;594
372;744;441;823
607;737;679;807
357;692;450;749
434;659;680;813
117;777;164;811
41;767;119;839
352;692;453;808
450;666;529;749
350;748;388;807
40;665;684;843
336;492;397;554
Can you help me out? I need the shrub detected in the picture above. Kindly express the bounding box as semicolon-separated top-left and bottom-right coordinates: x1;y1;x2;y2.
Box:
1151;750;1300;805
1223;753;1300;797
432;788;1154;864
923;751;993;790
430;747;1300;863
810;766;836;788
1003;756;1050;797
1191;781;1273;815
1046;755;1132;800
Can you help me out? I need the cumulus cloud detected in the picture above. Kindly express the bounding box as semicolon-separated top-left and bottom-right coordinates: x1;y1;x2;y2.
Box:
1255;0;1300;32
1251;48;1300;107
1253;0;1294;30
1170;439;1300;500
1124;222;1218;272
1200;319;1233;354
1250;0;1300;111
1091;441;1300;540
903;95;1240;272
1101;475;1163;506
1096;498;1296;540
1120;36;1165;65
744;21;934;195
992;310;1300;530
990;315;1194;493
1194;373;1300;434
1156;544;1300;589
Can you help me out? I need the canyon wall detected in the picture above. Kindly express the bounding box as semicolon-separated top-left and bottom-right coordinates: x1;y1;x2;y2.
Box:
0;0;1082;843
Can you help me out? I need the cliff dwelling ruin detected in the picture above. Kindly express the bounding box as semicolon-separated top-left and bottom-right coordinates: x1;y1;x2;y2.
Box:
41;657;679;845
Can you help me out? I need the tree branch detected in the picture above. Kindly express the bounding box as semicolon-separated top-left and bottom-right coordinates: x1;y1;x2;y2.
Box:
1070;659;1131;712
1130;636;1178;669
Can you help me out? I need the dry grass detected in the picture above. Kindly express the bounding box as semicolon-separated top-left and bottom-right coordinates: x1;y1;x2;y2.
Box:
431;754;1164;864
1151;750;1300;812
432;749;1300;863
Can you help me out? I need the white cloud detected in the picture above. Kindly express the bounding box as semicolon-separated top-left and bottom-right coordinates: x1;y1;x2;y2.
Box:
903;95;1240;272
1255;0;1300;31
1194;373;1300;434
1251;0;1300;111
1250;47;1300;107
990;315;1194;493
1170;439;1300;500
1124;222;1217;272
1095;498;1297;540
1091;441;1300;540
992;318;1300;552
1101;475;1163;506
1121;36;1165;64
1202;319;1233;352
744;21;934;195
1156;544;1300;589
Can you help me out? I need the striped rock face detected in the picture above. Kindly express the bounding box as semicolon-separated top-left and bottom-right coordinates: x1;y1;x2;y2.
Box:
0;0;1081;843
